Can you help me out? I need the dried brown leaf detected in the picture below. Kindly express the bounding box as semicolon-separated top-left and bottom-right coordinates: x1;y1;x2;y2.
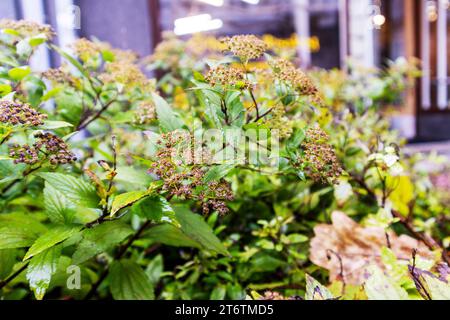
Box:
310;211;434;285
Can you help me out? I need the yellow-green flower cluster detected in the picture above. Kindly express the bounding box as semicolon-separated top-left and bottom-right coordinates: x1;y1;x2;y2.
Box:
264;104;293;139
134;100;156;125
270;58;318;96
0;19;54;39
298;127;343;184
99;61;153;92
41;67;76;86
220;35;268;62
205;65;251;89
71;38;101;62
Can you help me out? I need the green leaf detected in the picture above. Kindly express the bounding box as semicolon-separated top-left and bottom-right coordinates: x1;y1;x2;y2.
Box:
8;66;31;81
152;93;184;132
145;254;163;285
0;249;17;279
0;221;40;250
50;45;90;79
43;182;75;224
24;225;81;261
26;245;61;300
192;81;224;128
36;172;100;208
28;34;47;47
22;75;46;107
364;266;409;300
174;207;229;256
142;224;202;248
210;285;226;300
305;274;334;300
54;88;83;123
37;120;73;130
132;195;179;227
72;221;133;264
111;190;150;217
203;164;235;183
0;83;12;95
109;260;154;300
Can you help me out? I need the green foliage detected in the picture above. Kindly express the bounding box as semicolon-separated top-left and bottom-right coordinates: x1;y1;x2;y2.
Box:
109;260;155;300
0;20;448;301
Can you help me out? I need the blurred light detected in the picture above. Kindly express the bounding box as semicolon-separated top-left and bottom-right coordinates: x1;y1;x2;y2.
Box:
241;0;260;4
372;14;386;28
427;1;438;22
197;0;224;7
174;14;223;35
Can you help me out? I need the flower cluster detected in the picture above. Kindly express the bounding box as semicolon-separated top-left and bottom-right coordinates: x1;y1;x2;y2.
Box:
270;58;319;97
0;101;47;127
220;35;268;62
298;127;343;184
99;61;152;92
8;144;39;165
134;100;156;125
100;42;138;64
9;132;76;165
0;19;54;39
200;180;234;215
72;38;138;64
148;132;233;215
41;67;76;86
71;38;101;62
205;65;251;89
147;32;186;70
264;104;293;139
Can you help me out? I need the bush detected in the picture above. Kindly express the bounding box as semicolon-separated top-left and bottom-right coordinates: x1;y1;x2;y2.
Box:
0;20;448;300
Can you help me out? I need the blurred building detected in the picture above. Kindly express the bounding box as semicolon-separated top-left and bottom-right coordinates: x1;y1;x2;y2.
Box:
1;0;449;141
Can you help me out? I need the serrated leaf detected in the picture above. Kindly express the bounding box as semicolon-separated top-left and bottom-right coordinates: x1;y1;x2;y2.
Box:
174;207;229;256
109;260;154;300
24;225;81;261
142;224;202;248
0;222;40;250
132;195;179;227
36;172;100;208
111;190;150;217
43;182;75;224
26;246;61;300
305;274;334;300
152;93;184;132
72;221;133;264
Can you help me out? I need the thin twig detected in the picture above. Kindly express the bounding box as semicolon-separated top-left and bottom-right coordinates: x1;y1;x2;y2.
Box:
0;263;29;290
76;97;117;131
326;249;346;295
